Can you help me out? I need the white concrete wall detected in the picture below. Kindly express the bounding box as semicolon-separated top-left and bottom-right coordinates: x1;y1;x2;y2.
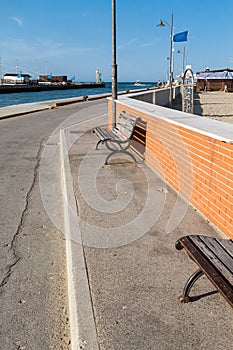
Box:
129;86;180;107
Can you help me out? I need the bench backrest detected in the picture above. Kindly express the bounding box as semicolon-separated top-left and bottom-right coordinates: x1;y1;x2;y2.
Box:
115;111;139;139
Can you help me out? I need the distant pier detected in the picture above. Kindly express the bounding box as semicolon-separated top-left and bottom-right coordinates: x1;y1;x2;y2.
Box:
0;82;105;94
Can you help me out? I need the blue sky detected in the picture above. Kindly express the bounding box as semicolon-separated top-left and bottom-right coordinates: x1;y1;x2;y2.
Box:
0;0;233;82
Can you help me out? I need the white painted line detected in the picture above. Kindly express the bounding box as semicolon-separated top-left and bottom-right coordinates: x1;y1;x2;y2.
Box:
60;129;99;350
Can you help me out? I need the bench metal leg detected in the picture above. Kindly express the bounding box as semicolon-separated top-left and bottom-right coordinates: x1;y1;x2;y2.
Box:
105;150;137;165
179;268;204;303
96;140;104;150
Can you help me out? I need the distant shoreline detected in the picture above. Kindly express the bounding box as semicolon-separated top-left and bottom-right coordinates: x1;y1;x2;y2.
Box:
0;82;105;94
0;82;157;108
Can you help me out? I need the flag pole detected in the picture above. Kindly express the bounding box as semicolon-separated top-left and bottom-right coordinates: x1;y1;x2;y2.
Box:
169;13;174;108
112;0;117;129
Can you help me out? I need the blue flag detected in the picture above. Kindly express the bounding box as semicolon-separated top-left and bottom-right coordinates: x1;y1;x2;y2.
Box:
173;31;188;42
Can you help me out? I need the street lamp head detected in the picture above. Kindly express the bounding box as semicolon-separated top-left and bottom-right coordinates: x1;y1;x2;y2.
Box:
156;20;166;27
156;14;174;108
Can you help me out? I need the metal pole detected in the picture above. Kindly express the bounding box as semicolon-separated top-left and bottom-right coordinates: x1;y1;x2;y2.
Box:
169;13;173;108
166;57;169;82
183;46;186;74
112;0;117;129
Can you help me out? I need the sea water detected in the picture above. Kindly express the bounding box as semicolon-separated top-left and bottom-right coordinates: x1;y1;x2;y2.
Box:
0;82;156;108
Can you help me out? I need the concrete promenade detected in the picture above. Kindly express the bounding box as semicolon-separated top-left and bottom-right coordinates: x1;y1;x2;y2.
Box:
62;101;232;350
0;95;232;349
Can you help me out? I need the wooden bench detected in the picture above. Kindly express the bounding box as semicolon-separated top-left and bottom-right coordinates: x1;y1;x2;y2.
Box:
93;111;140;165
175;235;233;307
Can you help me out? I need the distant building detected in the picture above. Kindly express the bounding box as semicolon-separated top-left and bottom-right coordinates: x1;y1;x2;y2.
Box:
196;68;233;92
39;75;68;83
3;73;31;84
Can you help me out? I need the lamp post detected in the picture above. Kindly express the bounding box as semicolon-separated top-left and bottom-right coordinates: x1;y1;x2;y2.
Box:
157;13;174;108
165;56;169;83
112;0;117;128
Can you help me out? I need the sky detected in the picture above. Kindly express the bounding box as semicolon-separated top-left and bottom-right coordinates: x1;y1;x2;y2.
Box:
0;0;233;82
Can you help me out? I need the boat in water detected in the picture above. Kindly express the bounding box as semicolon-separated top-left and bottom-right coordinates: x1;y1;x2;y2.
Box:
134;80;144;86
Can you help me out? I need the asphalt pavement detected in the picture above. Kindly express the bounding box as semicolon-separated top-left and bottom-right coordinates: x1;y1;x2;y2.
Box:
0;99;106;350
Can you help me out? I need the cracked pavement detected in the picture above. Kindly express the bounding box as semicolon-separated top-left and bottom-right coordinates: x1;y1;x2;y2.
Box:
0;99;107;350
0;138;44;293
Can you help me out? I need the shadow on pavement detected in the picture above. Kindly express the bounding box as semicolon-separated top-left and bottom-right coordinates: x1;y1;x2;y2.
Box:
65;124;232;350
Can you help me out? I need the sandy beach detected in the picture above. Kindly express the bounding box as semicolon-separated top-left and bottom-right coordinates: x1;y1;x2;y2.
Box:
194;91;233;123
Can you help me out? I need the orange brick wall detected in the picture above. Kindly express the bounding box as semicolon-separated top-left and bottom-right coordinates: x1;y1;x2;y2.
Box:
108;99;233;239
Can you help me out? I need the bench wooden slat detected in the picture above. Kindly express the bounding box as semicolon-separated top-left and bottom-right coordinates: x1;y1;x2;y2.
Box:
178;235;233;307
94;127;119;141
199;236;233;271
191;236;233;285
116;113;138;139
218;239;233;257
117;125;132;138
